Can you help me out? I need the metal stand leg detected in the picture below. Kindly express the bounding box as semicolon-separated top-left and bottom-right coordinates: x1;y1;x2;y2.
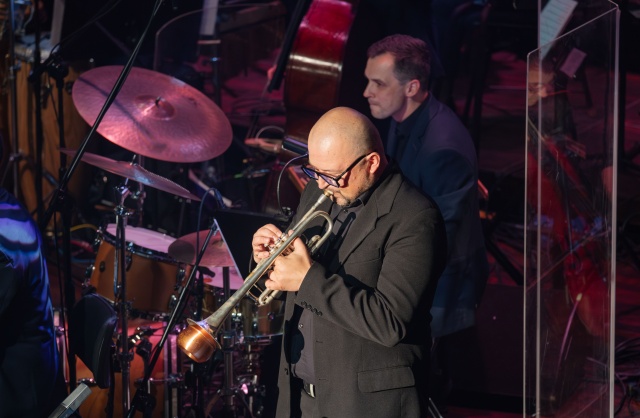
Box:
428;397;444;418
112;183;135;415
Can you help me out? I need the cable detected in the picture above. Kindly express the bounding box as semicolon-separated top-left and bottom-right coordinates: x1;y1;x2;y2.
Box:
195;185;227;265
276;153;308;219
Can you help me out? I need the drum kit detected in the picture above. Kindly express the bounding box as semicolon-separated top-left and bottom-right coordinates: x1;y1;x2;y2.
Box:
64;65;283;418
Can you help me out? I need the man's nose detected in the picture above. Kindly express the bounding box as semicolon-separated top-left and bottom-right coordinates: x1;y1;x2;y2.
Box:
363;83;372;98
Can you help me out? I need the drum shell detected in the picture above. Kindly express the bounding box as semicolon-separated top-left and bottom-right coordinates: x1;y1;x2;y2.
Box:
241;298;284;340
89;225;189;317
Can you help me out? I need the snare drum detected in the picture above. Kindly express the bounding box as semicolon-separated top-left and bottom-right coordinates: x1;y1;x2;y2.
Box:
89;224;189;316
240;298;284;340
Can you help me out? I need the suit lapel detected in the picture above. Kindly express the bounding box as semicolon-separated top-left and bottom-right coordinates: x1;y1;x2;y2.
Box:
328;169;401;269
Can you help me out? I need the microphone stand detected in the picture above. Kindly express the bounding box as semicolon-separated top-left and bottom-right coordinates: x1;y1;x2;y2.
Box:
2;0;21;197
33;0;164;398
127;220;220;418
30;0;45;223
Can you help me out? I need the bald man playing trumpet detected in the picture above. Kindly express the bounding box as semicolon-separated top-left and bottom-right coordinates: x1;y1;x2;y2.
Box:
252;107;446;418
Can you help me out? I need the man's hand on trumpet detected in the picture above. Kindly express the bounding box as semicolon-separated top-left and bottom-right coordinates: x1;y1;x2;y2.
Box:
251;224;314;292
252;223;283;262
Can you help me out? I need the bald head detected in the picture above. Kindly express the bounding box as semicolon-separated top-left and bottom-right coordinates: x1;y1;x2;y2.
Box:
306;107;388;205
308;107;386;162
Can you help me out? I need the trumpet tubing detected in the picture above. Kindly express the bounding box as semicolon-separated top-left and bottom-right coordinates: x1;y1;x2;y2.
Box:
177;190;334;363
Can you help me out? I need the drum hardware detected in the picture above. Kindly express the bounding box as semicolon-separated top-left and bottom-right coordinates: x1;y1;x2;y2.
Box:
168;223;280;417
109;182;139;414
87;222;192;321
126;219;223;418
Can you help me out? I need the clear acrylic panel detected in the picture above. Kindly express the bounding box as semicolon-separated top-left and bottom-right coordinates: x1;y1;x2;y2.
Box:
524;1;619;416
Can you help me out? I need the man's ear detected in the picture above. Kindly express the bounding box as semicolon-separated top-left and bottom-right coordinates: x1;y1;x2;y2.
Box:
367;152;381;174
405;80;421;97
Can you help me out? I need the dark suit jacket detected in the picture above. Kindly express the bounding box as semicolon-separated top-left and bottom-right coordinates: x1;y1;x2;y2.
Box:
275;165;446;417
387;94;489;337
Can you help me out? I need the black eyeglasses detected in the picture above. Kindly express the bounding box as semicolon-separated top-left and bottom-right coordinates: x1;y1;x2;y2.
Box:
301;154;369;188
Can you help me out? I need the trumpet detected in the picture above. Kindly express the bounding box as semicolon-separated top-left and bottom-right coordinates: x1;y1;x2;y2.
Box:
177;190;334;363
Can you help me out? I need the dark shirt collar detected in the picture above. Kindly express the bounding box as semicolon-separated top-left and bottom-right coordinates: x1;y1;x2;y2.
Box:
396;95;429;137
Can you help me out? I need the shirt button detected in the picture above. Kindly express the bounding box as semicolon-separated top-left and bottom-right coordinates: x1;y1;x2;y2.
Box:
298;324;304;329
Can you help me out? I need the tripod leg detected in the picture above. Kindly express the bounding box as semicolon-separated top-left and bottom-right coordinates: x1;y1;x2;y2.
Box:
428;397;444;418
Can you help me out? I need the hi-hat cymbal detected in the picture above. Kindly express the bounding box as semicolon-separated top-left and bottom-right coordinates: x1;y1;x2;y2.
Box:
72;66;232;163
168;230;235;268
60;148;201;201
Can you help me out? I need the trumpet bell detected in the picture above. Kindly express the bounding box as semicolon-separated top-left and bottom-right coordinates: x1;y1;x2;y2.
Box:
176;319;220;363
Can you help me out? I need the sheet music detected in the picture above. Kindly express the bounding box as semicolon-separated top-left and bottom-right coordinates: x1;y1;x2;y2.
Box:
540;0;577;56
559;47;587;78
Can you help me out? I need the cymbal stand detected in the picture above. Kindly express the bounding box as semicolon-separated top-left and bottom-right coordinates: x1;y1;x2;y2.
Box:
179;267;214;418
133;155;146;228
220;266;241;417
201;266;256;418
126;219;221;418
113;182;135;415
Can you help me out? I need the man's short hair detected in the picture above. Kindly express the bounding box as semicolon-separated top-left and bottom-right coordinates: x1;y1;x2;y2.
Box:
367;34;431;92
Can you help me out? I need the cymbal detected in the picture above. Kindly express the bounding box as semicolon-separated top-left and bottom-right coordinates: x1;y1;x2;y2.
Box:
168;230;235;268
203;266;245;290
72;66;232;163
60;148;201;201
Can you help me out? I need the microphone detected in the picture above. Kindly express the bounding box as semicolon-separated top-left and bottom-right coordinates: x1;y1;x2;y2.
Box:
47;383;92;418
282;137;309;156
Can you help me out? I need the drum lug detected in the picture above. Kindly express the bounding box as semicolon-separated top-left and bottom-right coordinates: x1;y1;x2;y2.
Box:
125;254;133;271
92;236;102;252
85;264;95;279
176;266;186;286
168;294;178;312
78;377;98;387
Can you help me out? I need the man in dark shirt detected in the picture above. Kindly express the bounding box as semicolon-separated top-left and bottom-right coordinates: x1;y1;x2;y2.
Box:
252;107;446;417
364;34;490;404
0;187;65;418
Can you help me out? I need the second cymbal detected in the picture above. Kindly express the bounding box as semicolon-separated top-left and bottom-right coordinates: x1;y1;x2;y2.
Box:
72;66;233;163
60;148;201;201
168;230;235;268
